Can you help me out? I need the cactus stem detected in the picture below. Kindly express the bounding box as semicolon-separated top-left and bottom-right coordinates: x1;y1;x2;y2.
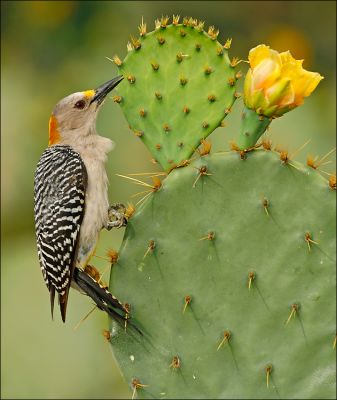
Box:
169;356;181;369
305;232;318;251
285;304;299;325
143;240;155;260
182;295;192;314
102;329;111;341
217;330;231;351
262;197;269;216
199;231;215;241
131;379;149;400
155;91;162;100
333;334;337;349
248;272;255;290
265;365;273;388
193;166;212;188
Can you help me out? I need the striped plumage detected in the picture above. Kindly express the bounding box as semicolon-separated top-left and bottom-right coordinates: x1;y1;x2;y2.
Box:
34;145;87;320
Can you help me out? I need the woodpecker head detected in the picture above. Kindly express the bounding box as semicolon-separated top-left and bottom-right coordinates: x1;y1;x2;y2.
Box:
48;76;123;146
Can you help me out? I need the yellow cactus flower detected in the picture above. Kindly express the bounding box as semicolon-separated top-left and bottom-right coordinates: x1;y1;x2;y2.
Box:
244;44;323;117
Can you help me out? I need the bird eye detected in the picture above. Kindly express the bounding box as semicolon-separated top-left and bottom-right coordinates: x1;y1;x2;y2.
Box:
74;100;86;109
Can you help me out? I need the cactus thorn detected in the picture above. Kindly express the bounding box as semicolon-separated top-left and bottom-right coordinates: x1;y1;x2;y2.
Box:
196;20;205;32
155;143;161;150
160;15;169;28
106;249;119;264
151;62;159;71
183;106;190;114
125;203;136;219
285;303;299;325
207;25;219;40
265;365;273;388
248;272;255;290
127;41;134;52
155;91;162;100
234;92;242;99
111;55;122;66
139;108;146;117
154;18;161;29
178;142;184;148
208;94;216;102
305;232;318;251
193;165;212;188
230;57;242;67
262;138;272;150
216;47;223;56
235;71;243;79
131;378;149;400
163;123;171;132
143;240;155;260
180;29;186;37
134;130;144;138
199;231;215;241
130;35;141;50
138;17;147;36
182;16;189;26
224;108;231;115
198;139;212;156
127;75;136;84
195;43;201;51
333;333;337;349
169;356;181;369
307;147;336;170
224;38;232;49
183;295;192;314
172;14;180;25
202;121;209;129
112;95;122;104
102;329;111;341
329;174;336;190
204;66;213;75
180;76;188;86
157;35;165;45
227;77;235;86
262;197;269;216
217;330;231;351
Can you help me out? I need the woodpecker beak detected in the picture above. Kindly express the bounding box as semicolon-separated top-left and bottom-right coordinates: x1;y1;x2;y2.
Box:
91;75;124;105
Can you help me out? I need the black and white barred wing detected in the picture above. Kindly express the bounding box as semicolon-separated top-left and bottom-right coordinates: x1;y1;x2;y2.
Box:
34;145;87;314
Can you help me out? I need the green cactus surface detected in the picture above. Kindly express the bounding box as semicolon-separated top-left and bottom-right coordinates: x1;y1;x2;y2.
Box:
113;17;237;171
109;150;336;399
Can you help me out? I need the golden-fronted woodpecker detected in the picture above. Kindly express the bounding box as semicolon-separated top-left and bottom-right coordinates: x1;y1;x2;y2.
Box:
34;76;128;324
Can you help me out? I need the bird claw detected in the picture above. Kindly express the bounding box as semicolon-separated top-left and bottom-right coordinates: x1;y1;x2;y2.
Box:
106;203;127;229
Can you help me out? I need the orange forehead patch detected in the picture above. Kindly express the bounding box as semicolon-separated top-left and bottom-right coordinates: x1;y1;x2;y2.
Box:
83;89;95;99
48;115;60;146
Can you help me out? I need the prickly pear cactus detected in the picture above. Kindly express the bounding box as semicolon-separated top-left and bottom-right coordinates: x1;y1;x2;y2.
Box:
107;16;336;399
113;16;237;171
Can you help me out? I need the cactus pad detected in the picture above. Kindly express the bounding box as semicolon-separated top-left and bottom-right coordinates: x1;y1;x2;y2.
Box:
114;17;237;170
109;150;336;399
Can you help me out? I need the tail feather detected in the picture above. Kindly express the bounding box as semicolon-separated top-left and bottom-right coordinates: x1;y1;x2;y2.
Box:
72;268;141;333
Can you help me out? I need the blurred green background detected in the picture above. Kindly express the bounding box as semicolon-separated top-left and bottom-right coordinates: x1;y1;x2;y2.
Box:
1;1;335;398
